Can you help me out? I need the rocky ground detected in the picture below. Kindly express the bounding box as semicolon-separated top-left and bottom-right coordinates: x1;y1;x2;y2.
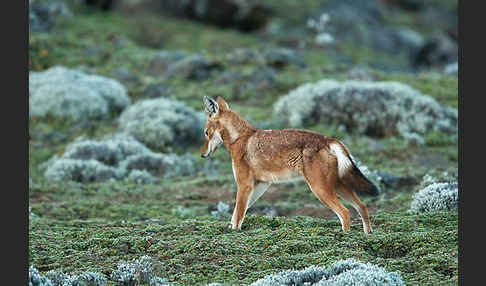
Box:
29;0;458;285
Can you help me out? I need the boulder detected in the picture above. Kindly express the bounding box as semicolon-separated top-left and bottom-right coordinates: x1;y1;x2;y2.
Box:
163;54;223;81
412;34;458;68
157;0;273;32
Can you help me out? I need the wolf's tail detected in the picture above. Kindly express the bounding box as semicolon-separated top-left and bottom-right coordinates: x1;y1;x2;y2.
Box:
329;141;379;196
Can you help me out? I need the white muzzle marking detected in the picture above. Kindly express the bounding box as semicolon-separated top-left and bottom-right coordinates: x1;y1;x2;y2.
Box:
204;130;223;157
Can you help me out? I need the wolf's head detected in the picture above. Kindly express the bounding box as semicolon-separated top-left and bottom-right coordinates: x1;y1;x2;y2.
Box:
200;96;231;158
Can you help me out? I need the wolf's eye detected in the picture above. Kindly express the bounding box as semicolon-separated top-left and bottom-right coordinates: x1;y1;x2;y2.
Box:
205;130;208;136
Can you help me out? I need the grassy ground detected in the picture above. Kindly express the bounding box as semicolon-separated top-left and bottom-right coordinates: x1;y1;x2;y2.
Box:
29;2;458;285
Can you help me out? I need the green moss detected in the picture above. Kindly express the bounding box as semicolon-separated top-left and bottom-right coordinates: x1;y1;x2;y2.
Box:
29;211;457;285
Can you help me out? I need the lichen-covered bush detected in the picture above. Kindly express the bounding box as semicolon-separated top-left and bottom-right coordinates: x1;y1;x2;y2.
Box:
274;80;457;142
29;66;131;122
117;97;205;149
110;256;152;286
30;266;54;286
30;263;174;286
29;266;107;286
409;180;458;214
150;277;172;286
44;135;195;183
46;270;107;286
251;259;404;286
317;259;404;286
45;159;122;183
250;265;328;286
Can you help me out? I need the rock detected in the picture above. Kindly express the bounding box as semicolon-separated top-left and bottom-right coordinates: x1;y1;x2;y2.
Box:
29;0;71;33
394;28;426;52
354;160;418;192
84;0;114;11
217;67;277;98
310;0;428;67
29;66;131;122
413;34;458;68
274;79;457;142
220;67;276;87
157;0;273;32
163;54;223;81
384;0;425;11
141;83;172;98
316;0;385;49
117;97;205;149
245;67;277;90
263;48;305;69
374;171;419;190
215;70;245;85
225;48;265;66
147;50;186;76
110;68;140;87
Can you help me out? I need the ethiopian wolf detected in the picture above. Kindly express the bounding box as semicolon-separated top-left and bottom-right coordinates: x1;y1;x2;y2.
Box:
201;96;379;234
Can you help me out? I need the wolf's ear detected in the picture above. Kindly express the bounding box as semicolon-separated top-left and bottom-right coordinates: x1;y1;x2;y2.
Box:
216;96;229;111
203;96;218;117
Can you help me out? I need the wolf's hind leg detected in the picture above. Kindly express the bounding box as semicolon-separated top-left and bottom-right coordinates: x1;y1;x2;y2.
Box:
303;154;350;232
336;185;372;234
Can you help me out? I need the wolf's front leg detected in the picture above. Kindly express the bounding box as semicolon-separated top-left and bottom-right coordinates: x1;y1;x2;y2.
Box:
230;185;252;230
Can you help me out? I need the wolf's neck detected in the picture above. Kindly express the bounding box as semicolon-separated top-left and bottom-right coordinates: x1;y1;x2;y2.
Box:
221;111;256;145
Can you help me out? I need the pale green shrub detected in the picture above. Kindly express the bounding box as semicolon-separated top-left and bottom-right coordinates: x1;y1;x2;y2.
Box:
29;66;130;122
29;266;54;286
117;97;205;149
44;135;195;183
409;180;458;214
274;80;457;143
251;259;403;286
110;256;152;286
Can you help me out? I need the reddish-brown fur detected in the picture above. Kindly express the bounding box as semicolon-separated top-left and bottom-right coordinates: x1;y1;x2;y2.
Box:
201;96;378;233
